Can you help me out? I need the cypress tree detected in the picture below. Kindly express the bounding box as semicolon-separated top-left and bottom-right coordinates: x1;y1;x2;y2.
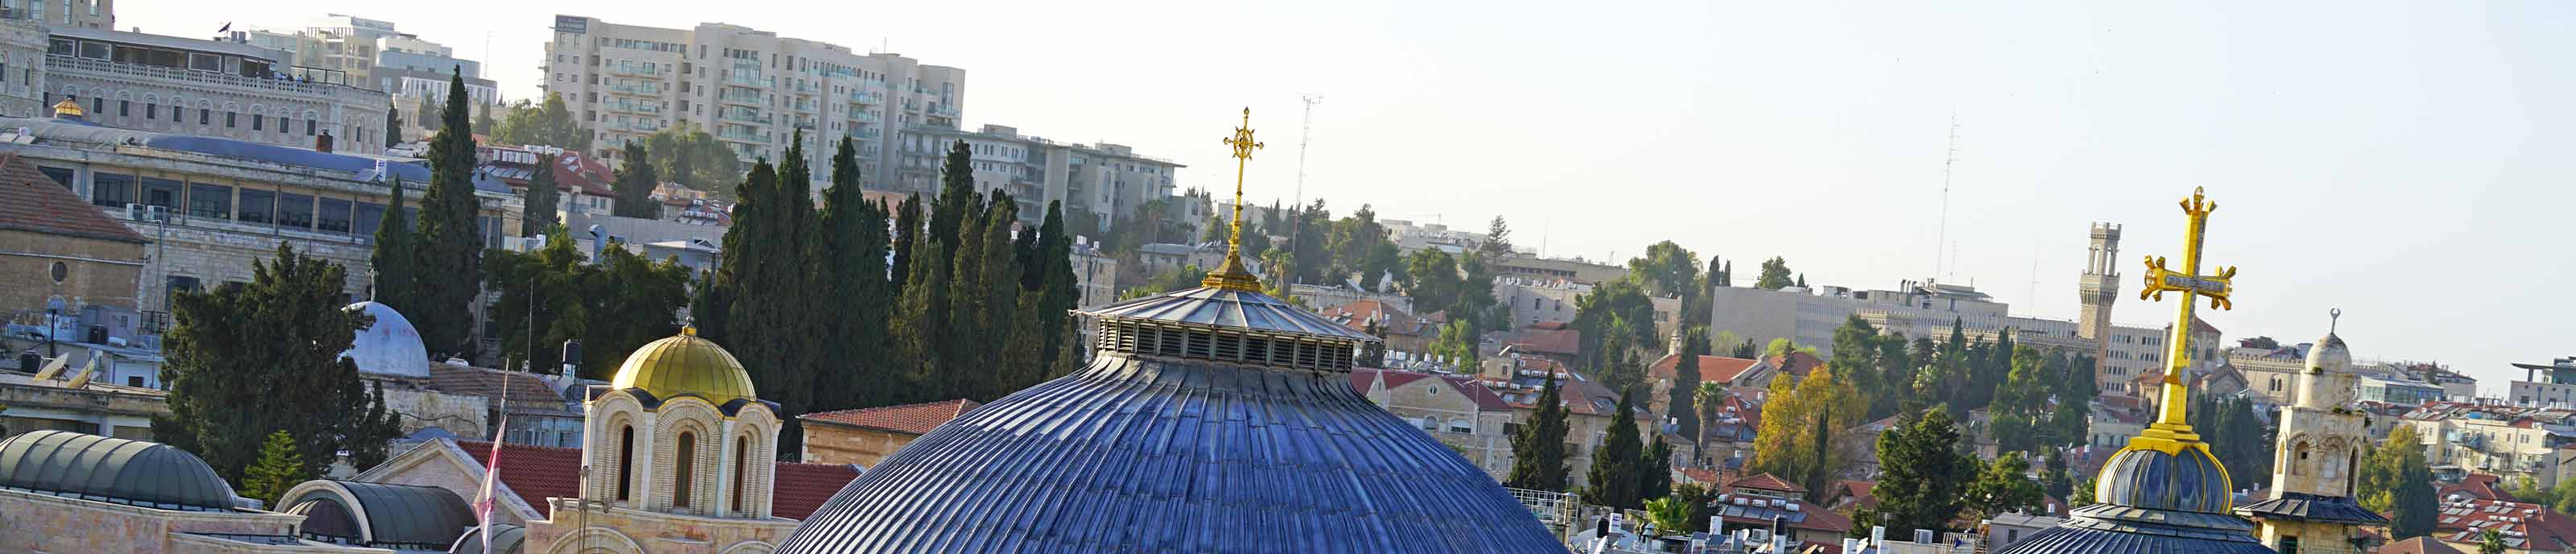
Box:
891;196;922;291
996;292;1047;393
369;180;413;304
612;141;660;218
1035;201;1079;367
411;69;486;359
890;229;949;403
415;94;440;134
1585;386;1647;510
1508;373;1571;491
522;154;561;237
731;134;820;449
940;192;989;401
382;101;401;147
815;137;891;410
1670;335;1703;440
1641;438;1674;501
973;192;1022;399
928;141;976;267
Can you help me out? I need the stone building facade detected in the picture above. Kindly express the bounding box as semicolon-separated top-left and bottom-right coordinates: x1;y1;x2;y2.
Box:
1352;368;1519;479
0;153;146;317
46;27;393;153
2241;325;2385;554
798;399;979;468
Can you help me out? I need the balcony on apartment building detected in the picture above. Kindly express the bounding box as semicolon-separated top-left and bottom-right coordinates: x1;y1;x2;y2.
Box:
717;86;764;105
605;81;663;97
608;64;662;78
47;29;375;100
717;108;766;126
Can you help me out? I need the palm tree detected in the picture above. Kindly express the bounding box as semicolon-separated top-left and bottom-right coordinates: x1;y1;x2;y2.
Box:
2481;529;2508;554
1693;382;1726;461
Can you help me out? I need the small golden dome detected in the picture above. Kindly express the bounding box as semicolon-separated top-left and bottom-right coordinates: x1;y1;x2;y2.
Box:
610;330;758;405
51;98;83;118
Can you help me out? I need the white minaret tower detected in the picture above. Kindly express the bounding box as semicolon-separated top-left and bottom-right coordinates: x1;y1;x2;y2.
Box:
2077;222;2122;394
2242;308;2384;552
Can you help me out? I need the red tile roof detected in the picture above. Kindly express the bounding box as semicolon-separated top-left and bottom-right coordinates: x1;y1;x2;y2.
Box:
458;440;861;520
1833;480;1877;510
1768;352;1827;378
427;364;572;412
2440;473;2513;502
2380;537;2467;554
1509;329;1581;355
0;155;147;244
1349;368;1515;411
2431;496;2576;551
800;399;982;436
1729;472;1806;494
1649;353;1761;383
1319;300;1433;337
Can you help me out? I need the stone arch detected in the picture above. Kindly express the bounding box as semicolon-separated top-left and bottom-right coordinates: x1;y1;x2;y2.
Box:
59;85;79;97
719;541;778;554
544;527;644;554
112;89;129;101
653;398;724;515
142;93;158;104
2289;439;2313;476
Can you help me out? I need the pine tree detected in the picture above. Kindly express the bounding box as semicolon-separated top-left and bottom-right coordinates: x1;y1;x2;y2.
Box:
344;382;402;471
1508;374;1571;492
815;137;892;410
612;141;660;218
1754;256;1794;290
1641;438;1674;501
522;154;561;237
369;180;413;304
1585;386;1648;510
155;245;386;483
1862;409;1976;535
242;430;307;506
1967;452;2046;519
411;69;487;359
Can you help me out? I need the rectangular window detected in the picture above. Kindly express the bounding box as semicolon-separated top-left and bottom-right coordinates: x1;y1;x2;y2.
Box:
306;118;316;136
199;108;209;125
316;197;352;233
76;40;105;60
145;103;155;120
188;184;230;218
353;201;386;237
275;192;313;229
226;112;237;128
37;166;75;190
117;100;127;117
89;172;133;207
251;114;262;130
236;188;273;224
140;177;181;210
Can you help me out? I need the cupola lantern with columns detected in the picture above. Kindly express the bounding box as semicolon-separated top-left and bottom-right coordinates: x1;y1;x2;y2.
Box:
580;327;780;519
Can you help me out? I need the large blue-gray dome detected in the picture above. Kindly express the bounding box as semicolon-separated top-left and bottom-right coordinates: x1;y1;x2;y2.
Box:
773;286;1562;553
1997;427;2273;553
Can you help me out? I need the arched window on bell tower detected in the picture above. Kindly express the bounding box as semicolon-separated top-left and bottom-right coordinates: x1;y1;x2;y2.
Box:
617;425;636;502
733;436;749;514
674;432;697;508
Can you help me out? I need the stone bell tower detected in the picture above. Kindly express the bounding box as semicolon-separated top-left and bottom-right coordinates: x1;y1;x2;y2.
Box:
2077;222;2122;393
2239;309;2385;553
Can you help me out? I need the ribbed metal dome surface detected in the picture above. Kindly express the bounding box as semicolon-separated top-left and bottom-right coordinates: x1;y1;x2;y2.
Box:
1996;443;2274;554
2094;445;2232;514
0;430;239;511
775;287;1560;553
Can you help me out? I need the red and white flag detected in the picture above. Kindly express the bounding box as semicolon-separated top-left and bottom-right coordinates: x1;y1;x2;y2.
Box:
473;377;511;551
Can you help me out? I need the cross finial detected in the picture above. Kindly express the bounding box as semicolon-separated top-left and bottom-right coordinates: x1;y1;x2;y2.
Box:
2124;186;2241;463
1203;107;1265;291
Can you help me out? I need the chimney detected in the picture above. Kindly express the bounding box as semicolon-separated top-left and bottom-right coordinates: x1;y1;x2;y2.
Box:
315;130;334;153
1771;515;1787;553
559;339;583;381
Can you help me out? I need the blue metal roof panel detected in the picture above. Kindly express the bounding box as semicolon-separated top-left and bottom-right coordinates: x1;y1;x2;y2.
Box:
1081;287;1378;342
774;353;1558;553
2235;493;2389;525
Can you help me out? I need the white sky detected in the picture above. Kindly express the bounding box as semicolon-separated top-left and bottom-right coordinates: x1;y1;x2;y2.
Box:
122;1;2574;393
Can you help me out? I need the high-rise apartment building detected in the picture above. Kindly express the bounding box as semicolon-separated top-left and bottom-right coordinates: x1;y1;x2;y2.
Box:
899;124;1182;227
225;14;501;134
541;15;964;192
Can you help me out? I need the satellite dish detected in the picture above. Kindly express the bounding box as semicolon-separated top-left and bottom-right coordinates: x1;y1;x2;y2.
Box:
65;352;100;388
30;354;68;380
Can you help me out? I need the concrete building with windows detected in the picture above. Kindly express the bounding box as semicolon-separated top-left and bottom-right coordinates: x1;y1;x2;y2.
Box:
900;123;1183;228
0;101;514;329
0;0;114;31
225;14;500;142
541;15;963;192
43;26;394;153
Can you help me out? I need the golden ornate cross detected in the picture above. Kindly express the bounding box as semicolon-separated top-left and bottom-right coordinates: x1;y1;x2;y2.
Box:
1203;108;1265;291
2132;186;2238;447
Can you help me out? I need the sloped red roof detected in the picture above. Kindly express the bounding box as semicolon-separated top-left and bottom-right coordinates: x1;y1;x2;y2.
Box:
1510;329;1581;355
1349;368;1514;411
1729;472;1806;494
1834;480;1877;509
1649;353;1761;383
2380;537;2467;554
2439;473;2512;502
1768;352;1827;378
1319;300;1433;337
2432;496;2576;550
800;399;982;436
458;440;861;520
0;155;147;244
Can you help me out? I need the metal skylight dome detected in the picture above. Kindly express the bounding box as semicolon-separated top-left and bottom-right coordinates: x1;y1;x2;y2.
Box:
773;110;1561;553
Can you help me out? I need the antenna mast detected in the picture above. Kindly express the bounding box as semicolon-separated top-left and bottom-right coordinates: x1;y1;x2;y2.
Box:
1283;95;1320;283
1937;115;1959;280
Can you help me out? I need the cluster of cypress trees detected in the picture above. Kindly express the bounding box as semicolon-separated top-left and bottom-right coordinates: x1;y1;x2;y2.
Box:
372;69;489;361
697;136;1083;453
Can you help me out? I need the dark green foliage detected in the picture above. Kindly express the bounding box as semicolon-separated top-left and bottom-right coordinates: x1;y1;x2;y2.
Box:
612;142;661;218
155;244;398;482
241;431;305;506
415;95;440;134
1967;451;2046;519
1480;216;1513;258
1625;241;1698;298
814;137;894;410
1670;332;1707;440
2193;394;2275;489
1572;280;1657;383
522;154;561;238
490;93;592;152
1035;201;1080;365
891;197;922;291
485;229;692;379
1641;438;1673;502
2043;448;2074;501
1584;387;1647;510
724;134;823;449
382;101;401;147
369;180;413;303
1508;374;1572;492
1860;408;1978;535
2359;424;2438;539
643;122;746;196
411;70;487;359
1754;256;1794;290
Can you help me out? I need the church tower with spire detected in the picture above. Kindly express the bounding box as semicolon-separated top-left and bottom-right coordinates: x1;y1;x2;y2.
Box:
2237;310;2387;553
2077;222;2121;395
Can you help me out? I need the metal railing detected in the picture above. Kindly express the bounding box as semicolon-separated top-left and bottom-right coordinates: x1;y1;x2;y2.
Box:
47;56;363;97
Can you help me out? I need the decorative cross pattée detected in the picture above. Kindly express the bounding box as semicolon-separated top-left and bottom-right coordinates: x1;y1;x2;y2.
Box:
1203;108;1265;291
2132;187;2239;449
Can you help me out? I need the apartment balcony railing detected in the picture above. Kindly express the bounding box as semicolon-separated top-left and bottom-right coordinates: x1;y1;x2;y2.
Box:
726;73;766;88
48;55;365;97
717;88;764;105
718;111;766;125
717;129;766;143
607;83;663;96
609;65;662;77
605;102;662;115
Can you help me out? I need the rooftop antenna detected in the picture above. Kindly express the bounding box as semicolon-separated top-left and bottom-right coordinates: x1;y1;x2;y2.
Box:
1936;114;1959;279
1284;95;1320;283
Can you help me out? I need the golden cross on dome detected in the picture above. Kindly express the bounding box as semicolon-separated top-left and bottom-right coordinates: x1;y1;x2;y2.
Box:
1203;108;1265;291
2129;186;2239;450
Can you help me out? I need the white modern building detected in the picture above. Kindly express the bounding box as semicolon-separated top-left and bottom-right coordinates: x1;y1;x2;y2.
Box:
1707;279;2175;395
225;14;502;134
901;123;1183;228
540;15;964;192
0;0;113;31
